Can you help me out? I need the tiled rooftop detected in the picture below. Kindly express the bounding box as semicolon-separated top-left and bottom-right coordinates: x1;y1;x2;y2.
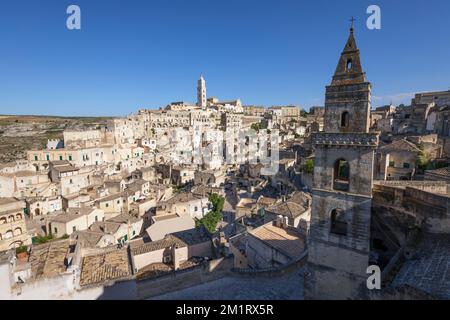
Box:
267;201;307;218
29;239;71;280
426;166;450;177
79;248;132;287
251;224;305;260
131;235;186;256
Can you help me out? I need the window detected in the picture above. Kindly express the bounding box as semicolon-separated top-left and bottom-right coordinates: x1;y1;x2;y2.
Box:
346;59;353;71
333;159;350;192
72;226;76;232
54;227;58;234
70;179;73;184
403;163;410;169
105;203;109;208
46;155;50;161
341;111;349;128
34;155;38;161
389;161;395;167
194;206;198;212
68;155;72;161
4;230;13;239
95;216;98;222
14;227;22;236
59;155;63;161
330;209;347;236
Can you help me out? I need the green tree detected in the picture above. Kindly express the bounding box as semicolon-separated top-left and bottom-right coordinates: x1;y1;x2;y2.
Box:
251;123;261;133
32;234;54;245
302;159;315;174
16;245;28;255
416;145;431;171
197;193;225;233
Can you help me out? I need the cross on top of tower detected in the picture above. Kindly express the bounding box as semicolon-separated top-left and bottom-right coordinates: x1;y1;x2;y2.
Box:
350;17;356;32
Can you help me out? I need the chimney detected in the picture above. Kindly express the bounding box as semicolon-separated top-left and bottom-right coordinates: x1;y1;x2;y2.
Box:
172;245;180;271
283;216;289;229
275;215;283;228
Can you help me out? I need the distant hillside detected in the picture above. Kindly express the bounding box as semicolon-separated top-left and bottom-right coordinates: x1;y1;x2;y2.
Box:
0;115;115;163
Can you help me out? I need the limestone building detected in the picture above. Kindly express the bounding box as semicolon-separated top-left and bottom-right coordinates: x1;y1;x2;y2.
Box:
305;25;379;299
0;198;30;251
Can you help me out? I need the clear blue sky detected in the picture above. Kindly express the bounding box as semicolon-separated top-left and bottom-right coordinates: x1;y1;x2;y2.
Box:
0;0;449;116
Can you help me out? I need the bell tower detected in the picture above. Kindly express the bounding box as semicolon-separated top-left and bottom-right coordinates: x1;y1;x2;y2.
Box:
304;24;379;300
197;74;207;109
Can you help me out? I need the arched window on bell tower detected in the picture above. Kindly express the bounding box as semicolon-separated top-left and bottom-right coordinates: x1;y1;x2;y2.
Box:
333;159;350;192
341;111;349;128
346;58;353;71
330;209;347;236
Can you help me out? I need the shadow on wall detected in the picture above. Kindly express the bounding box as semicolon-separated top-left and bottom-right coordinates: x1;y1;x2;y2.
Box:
96;280;138;300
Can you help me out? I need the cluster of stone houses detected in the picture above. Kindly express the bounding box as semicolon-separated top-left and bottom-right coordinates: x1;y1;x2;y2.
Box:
0;75;313;299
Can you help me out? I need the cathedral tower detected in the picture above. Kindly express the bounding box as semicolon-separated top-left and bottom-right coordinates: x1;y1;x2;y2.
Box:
197;74;207;108
305;24;379;299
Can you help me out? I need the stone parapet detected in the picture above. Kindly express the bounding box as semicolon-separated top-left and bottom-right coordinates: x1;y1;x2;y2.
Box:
312;132;378;147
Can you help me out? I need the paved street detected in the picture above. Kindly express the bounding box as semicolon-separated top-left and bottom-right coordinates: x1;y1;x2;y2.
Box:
149;270;305;300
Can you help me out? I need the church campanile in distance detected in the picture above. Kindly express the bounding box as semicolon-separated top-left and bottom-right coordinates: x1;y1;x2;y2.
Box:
305;21;380;299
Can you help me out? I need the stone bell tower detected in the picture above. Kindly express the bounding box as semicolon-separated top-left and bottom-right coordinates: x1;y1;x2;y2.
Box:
197;74;207;109
304;23;379;300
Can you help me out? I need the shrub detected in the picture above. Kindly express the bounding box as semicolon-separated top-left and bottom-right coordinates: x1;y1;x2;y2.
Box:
33;234;54;245
197;193;225;233
302;159;315;174
16;245;28;254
